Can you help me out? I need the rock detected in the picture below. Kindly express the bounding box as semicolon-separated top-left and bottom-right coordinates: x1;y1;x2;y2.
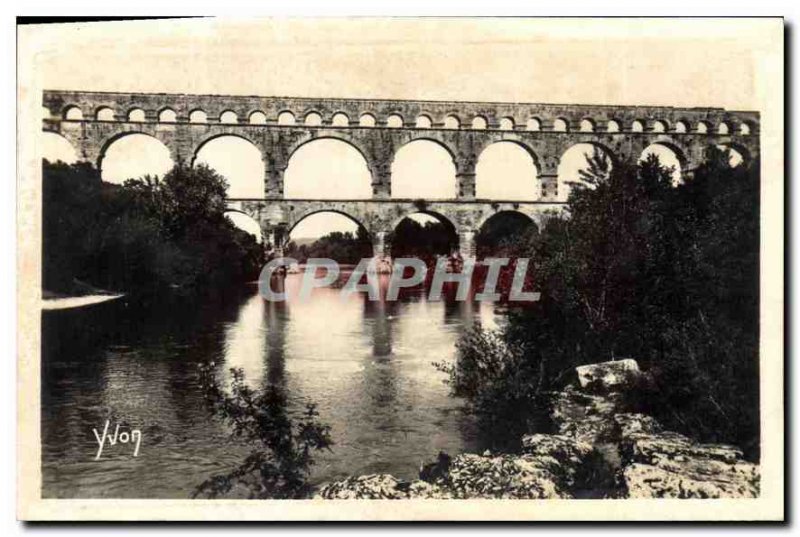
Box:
521;434;592;467
617;421;759;499
551;385;625;443
315;359;760;501
620;430;746;465
621;462;760;499
315;474;409;499
438;453;570;499
575;359;640;392
613;413;662;437
521;433;596;490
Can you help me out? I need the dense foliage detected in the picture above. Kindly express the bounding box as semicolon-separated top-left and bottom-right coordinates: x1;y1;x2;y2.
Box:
42;160;264;295
442;147;761;459
285;228;372;264
194;364;332;499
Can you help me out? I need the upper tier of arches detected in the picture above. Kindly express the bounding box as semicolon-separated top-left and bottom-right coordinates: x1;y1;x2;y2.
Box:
44;92;759;136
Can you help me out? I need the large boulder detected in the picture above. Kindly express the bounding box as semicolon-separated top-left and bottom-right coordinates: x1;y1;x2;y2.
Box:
575;359;640;392
616;413;760;498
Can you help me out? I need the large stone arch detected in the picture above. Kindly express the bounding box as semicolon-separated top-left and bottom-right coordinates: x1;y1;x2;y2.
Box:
97;130;173;177
393;135;458;164
190;131;263;166
287;207;372;238
641;138;690;169
475;139;542;201
284;131;373;169
41;131;79;164
192;133;266;198
474;136;542;171
560;139;619;167
390;138;459;200
388;207;460;235
283;135;374;199
474;208;538;235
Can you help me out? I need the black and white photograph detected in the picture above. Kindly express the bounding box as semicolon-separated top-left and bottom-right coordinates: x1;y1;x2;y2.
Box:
15;16;784;521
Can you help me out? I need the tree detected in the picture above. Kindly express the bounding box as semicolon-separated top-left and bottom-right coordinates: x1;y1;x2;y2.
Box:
443;146;761;459
42;160;264;295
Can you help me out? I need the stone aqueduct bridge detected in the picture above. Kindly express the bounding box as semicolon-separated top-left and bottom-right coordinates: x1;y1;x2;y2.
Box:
42;90;759;257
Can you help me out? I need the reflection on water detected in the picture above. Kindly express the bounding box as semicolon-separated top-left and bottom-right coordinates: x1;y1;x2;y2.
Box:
41;271;499;498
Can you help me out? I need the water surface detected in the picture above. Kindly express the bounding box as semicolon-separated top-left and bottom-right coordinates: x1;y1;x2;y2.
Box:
41;271;500;498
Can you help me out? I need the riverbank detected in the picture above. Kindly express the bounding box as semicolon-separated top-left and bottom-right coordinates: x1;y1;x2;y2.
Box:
42;280;125;310
42;293;125;310
316;359;760;499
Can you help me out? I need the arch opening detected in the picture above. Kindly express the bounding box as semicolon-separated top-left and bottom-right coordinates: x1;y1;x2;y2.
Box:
332;112;350;127
128;108;146;122
158;108;177;123
41;132;78;164
391;140;457;200
386;114;404;128
286;211;372;264
278;111;296;125
304;112;322;126
64;106;83;120
475;211;537;259
475;141;539;201
444;115;461;130
189;110;207;124
499;117;515;131
553;118;568;132
100;133;173;184
359;113;376;127
607;119;620;133
740;122;752;136
652;120;668;133
716;144;747;168
557;143;614;201
225;211;263;243
194;136;264;198
220;111;239;124
158;108;178;123
249;111;267;125
526;118;541;131
97;107;115;121
675;121;688;133
42;106;51;120
284;138;372;199
631;120;644;133
580;119;595;132
471;116;488;130
390;212;458;259
416;115;432;129
640;143;684;186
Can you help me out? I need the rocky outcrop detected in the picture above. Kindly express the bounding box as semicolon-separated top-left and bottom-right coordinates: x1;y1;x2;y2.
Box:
614;413;759;498
315;359;760;500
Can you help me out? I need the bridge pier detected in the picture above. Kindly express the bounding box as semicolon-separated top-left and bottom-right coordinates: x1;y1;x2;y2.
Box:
263;224;288;259
371;231;393;273
458;230;476;258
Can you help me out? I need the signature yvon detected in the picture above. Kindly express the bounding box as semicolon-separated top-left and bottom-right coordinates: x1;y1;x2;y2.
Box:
92;420;142;460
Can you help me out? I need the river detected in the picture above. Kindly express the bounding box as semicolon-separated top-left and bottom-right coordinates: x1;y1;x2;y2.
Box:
41;270;502;498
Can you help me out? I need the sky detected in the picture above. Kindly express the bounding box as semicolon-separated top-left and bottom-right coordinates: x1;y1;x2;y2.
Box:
32;18;763;240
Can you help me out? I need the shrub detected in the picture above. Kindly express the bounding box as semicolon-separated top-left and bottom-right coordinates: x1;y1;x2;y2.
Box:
193;364;333;499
